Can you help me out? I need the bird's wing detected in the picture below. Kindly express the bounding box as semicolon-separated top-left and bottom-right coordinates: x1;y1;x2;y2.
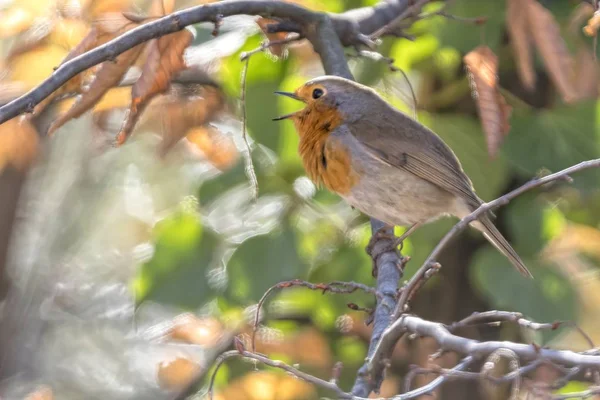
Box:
344;110;482;208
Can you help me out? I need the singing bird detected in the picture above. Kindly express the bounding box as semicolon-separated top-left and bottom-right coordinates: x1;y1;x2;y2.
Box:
274;76;532;278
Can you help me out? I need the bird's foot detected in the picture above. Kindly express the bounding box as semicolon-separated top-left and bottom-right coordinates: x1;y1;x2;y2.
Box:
366;227;401;277
366;224;419;277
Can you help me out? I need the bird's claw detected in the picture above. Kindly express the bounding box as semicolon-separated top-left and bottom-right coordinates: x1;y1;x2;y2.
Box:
365;227;404;277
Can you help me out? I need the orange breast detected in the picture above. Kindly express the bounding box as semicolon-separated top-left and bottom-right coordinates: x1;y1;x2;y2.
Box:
293;106;359;195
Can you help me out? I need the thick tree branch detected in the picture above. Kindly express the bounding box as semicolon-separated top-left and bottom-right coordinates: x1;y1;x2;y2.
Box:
382;315;600;368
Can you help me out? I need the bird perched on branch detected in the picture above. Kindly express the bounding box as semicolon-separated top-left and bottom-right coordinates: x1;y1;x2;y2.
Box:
274;75;532;278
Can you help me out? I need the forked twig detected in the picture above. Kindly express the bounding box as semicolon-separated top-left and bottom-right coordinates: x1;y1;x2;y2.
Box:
251;279;379;352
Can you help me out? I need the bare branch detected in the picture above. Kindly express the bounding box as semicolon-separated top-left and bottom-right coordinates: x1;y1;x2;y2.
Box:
448;310;560;331
208;350;352;399
373;314;600;383
358;159;600;385
394;158;600;319
448;311;595;349
208;349;477;400
370;0;431;39
252;279;380;351
0;0;415;123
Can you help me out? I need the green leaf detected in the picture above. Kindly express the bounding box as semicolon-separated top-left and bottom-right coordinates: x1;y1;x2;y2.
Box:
226;226;306;303
134;212;220;308
504;101;600;189
471;247;577;342
422;113;510;201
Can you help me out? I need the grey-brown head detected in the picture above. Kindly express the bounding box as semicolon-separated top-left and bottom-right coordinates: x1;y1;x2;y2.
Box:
273;75;385;123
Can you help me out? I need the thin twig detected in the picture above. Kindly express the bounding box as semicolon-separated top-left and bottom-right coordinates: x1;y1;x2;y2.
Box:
448;311;558;331
370;0;431;39
371;313;600;385
402;356;474;396
239;56;259;200
208;350;352;399
240;33;303;61
449;312;595;350
251;279;380;352
208;349;478;400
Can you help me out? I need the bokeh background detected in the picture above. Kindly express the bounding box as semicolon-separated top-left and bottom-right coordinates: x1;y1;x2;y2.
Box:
0;0;599;399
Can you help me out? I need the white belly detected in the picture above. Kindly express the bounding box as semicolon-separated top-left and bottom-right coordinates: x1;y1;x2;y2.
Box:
342;163;455;226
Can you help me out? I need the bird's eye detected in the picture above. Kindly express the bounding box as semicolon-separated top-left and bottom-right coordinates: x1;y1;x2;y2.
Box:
312;88;324;99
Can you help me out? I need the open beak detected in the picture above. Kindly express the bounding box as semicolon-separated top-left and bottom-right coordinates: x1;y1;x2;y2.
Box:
273;91;305;121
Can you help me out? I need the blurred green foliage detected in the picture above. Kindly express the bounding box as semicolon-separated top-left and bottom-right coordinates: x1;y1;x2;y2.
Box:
133;0;600;395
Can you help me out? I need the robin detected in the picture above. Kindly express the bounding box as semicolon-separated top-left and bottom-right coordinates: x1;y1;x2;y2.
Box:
274;75;532;278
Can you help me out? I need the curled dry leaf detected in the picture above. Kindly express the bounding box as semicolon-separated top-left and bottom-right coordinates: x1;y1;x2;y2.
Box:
506;0;535;91
256;17;290;58
115;28;194;145
46;13;144;135
157;357;201;390
0;117;39;172
141;83;227;156
253;0;320;58
464;46;511;159
526;0;577;103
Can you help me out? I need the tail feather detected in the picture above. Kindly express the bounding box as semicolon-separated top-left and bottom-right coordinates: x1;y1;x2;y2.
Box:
475;214;533;278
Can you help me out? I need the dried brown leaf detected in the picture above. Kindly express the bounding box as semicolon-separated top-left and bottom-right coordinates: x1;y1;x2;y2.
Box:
256;17;288;57
506;0;536;91
527;0;577;103
142;84;225;154
115;28;193;145
47;45;143;135
464;46;512;159
46;15;143;135
31;25;100;116
0;117;39;172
